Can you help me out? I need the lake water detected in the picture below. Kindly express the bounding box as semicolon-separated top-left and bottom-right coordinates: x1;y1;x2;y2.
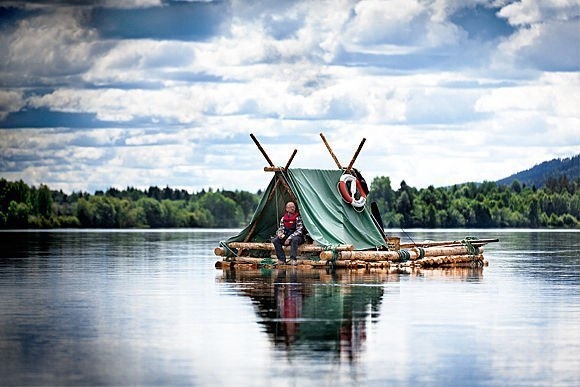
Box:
0;229;579;386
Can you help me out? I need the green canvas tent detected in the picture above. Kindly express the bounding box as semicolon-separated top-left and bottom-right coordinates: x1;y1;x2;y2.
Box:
225;168;387;251
216;134;499;269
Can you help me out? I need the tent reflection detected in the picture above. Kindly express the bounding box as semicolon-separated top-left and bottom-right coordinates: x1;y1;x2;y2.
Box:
218;267;483;361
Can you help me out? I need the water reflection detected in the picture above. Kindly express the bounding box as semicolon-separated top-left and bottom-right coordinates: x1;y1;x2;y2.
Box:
218;266;484;362
2;230;578;386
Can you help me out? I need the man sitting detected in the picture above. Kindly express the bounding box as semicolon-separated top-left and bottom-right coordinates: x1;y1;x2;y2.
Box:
272;201;304;266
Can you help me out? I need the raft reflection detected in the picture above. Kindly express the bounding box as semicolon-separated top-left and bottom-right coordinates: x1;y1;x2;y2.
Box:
218;266;483;362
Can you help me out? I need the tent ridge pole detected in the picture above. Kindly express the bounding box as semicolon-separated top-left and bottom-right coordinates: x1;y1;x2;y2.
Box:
346;138;366;173
250;133;275;167
319;132;343;169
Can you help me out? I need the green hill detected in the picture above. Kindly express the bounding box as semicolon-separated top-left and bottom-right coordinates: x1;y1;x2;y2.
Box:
496;154;580;188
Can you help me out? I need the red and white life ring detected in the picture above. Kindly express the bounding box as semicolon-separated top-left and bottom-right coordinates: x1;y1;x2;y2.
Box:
338;173;367;209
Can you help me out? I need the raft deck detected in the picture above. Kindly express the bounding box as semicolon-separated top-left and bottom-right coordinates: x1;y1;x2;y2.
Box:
214;237;499;270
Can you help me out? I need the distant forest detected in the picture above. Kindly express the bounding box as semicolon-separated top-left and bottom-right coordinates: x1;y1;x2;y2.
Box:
1;173;579;229
497;154;579;187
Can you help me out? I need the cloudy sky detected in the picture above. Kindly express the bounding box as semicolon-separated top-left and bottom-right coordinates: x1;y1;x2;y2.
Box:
0;0;578;194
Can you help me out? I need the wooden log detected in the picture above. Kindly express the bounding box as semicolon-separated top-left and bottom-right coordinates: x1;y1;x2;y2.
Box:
414;245;482;260
399;238;499;249
319;245;484;262
323;249;398;261
414;254;485;267
225;241;354;252
417;254;483;264
387;254;484;268
219;256;330;267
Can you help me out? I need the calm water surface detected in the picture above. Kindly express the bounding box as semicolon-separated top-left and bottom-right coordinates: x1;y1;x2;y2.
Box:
0;229;579;386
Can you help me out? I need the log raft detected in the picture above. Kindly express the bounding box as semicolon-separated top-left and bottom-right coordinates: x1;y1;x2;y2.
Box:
214;239;492;270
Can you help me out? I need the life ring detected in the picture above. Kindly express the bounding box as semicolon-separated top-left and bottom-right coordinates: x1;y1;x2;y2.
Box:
338;173;367;209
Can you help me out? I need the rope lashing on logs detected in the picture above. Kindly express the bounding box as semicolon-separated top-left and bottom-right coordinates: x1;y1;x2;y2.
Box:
397;249;411;261
220;241;238;257
324;246;339;268
416;247;425;259
259;257;276;266
461;237;483;266
461;237;480;256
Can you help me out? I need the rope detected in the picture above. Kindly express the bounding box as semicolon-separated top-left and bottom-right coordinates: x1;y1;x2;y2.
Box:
460;237;481;267
400;227;416;246
323;246;339;269
416;247;425;259
259;257;276;266
397;249;411;261
461;238;480;256
219;241;238;257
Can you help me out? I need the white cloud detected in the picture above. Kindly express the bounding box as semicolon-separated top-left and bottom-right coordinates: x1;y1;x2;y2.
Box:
475;72;579;118
85;40;196;84
498;0;578;26
0;7;103;81
0;0;578;194
101;0;163;8
494;0;579;71
0;90;24;120
345;0;426;47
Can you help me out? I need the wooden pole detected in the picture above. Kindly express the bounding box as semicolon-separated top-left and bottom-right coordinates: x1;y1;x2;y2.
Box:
285;149;297;170
399;238;499;249
319;132;343;169
250;133;275;167
272;150;299;202
345;138;366;173
263;150;298;172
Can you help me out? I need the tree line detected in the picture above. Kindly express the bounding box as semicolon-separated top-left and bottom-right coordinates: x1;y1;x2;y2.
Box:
0;175;578;229
0;179;260;229
369;175;579;229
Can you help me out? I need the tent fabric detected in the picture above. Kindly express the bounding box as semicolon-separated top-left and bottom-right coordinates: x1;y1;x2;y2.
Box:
225;175;293;244
226;168;386;251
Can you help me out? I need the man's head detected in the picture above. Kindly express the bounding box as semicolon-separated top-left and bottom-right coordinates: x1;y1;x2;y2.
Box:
285;201;296;213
